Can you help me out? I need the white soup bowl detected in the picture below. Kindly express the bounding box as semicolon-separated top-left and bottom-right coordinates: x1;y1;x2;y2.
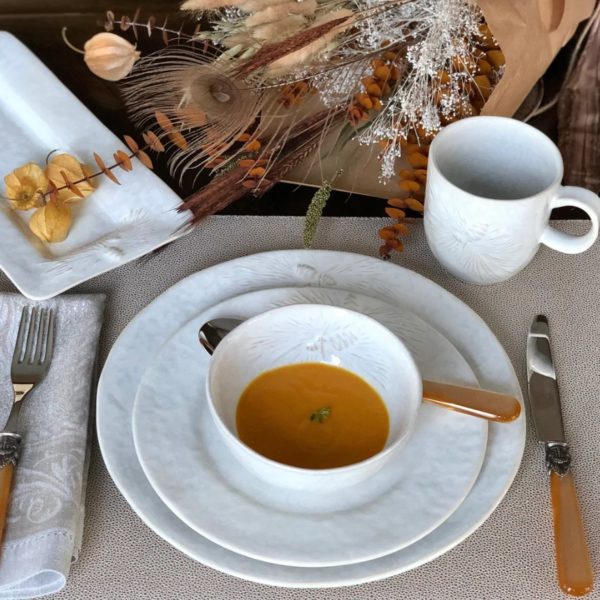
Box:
206;304;422;492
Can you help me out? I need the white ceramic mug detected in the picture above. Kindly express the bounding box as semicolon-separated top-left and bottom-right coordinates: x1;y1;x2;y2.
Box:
424;116;600;285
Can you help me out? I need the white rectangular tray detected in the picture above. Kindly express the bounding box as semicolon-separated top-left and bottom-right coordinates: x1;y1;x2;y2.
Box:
0;32;189;300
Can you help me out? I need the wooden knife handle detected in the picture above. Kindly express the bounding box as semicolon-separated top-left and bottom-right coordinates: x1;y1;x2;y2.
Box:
0;433;21;545
551;470;594;596
421;380;521;422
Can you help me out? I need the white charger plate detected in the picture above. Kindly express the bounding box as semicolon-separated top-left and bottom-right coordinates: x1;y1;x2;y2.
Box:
0;33;189;300
132;287;488;567
97;250;525;587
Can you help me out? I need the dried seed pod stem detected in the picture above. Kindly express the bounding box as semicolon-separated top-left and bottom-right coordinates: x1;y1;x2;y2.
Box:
60;170;85;198
41;138;156;200
105;10;195;44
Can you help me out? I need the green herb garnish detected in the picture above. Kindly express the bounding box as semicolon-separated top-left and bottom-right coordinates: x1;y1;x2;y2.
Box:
310;407;331;423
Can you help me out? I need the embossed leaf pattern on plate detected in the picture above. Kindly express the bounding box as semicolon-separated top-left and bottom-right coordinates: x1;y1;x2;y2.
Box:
243;312;391;389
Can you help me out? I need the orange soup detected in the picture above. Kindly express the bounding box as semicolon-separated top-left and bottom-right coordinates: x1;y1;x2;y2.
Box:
235;362;389;469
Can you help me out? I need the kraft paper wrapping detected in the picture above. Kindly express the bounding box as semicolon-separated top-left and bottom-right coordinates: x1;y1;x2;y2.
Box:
479;0;595;117
286;0;595;198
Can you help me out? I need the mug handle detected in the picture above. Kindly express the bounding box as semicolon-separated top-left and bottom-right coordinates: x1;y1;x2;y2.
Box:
540;186;600;254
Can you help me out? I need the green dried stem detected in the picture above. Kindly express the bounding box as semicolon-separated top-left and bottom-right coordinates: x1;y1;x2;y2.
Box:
303;181;333;248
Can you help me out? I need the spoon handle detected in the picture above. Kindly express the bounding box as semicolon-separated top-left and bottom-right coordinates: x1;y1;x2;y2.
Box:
421;380;521;422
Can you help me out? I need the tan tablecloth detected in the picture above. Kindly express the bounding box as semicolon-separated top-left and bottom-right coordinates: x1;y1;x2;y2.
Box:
1;217;598;600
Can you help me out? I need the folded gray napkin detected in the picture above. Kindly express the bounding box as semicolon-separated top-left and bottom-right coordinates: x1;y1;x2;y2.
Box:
0;293;105;599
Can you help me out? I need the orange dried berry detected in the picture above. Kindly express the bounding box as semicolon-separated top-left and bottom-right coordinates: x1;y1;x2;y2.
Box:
385;207;406;219
374;65;391;81
470;97;485;113
378;227;397;241
371;59;385;69
245;139;261;152
405;197;425;212
451;55;476;73
436;70;451;84
413;168;428;184
392;222;410;235
361;76;377;88
473;75;492;98
366;83;383;97
206;157;225;169
248;167;266;178
387;197;407;208
372;98;383;110
379;243;392;258
239;159;257;168
486;49;505;69
238;133;251;142
415;127;435;143
404;143;427;156
347;106;365;125
478;23;496;48
386;238;404;251
398;180;421;193
398;169;416;181
389;65;401;80
476;59;492;75
407;153;428;168
382;50;396;61
355;93;373;110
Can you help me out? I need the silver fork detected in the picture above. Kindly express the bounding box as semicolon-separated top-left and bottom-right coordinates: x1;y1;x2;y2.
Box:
0;306;55;542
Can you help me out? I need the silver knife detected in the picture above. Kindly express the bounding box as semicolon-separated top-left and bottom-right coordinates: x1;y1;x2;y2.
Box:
527;315;593;596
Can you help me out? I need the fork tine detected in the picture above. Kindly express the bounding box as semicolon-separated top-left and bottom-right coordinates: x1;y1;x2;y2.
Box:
13;307;30;365
43;309;55;365
24;307;40;364
33;308;48;364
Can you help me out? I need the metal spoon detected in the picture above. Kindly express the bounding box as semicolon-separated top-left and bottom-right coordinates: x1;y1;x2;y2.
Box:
199;318;521;423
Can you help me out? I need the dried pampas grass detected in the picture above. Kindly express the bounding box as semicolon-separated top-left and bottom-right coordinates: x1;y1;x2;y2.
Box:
267;9;354;75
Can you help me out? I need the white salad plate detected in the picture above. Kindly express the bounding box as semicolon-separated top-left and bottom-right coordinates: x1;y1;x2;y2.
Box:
97;250;525;587
132;287;488;568
0;33;188;300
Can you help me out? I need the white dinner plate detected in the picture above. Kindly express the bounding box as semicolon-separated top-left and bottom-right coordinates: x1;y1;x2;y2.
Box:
132;287;487;567
0;33;189;300
97;250;525;587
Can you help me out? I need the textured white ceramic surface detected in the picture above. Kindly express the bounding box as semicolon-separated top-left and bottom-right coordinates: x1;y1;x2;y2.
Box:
207;304;422;492
424;117;600;285
97;250;525;587
132;288;487;567
0;33;189;300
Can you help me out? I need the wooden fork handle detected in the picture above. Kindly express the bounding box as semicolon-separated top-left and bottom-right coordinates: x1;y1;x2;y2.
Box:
0;433;21;544
551;470;594;596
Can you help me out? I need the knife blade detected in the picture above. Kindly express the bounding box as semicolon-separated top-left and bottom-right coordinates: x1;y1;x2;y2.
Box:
527;315;593;596
527;315;567;459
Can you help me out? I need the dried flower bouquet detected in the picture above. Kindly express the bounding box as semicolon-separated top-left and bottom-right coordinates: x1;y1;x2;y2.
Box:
4;0;507;252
